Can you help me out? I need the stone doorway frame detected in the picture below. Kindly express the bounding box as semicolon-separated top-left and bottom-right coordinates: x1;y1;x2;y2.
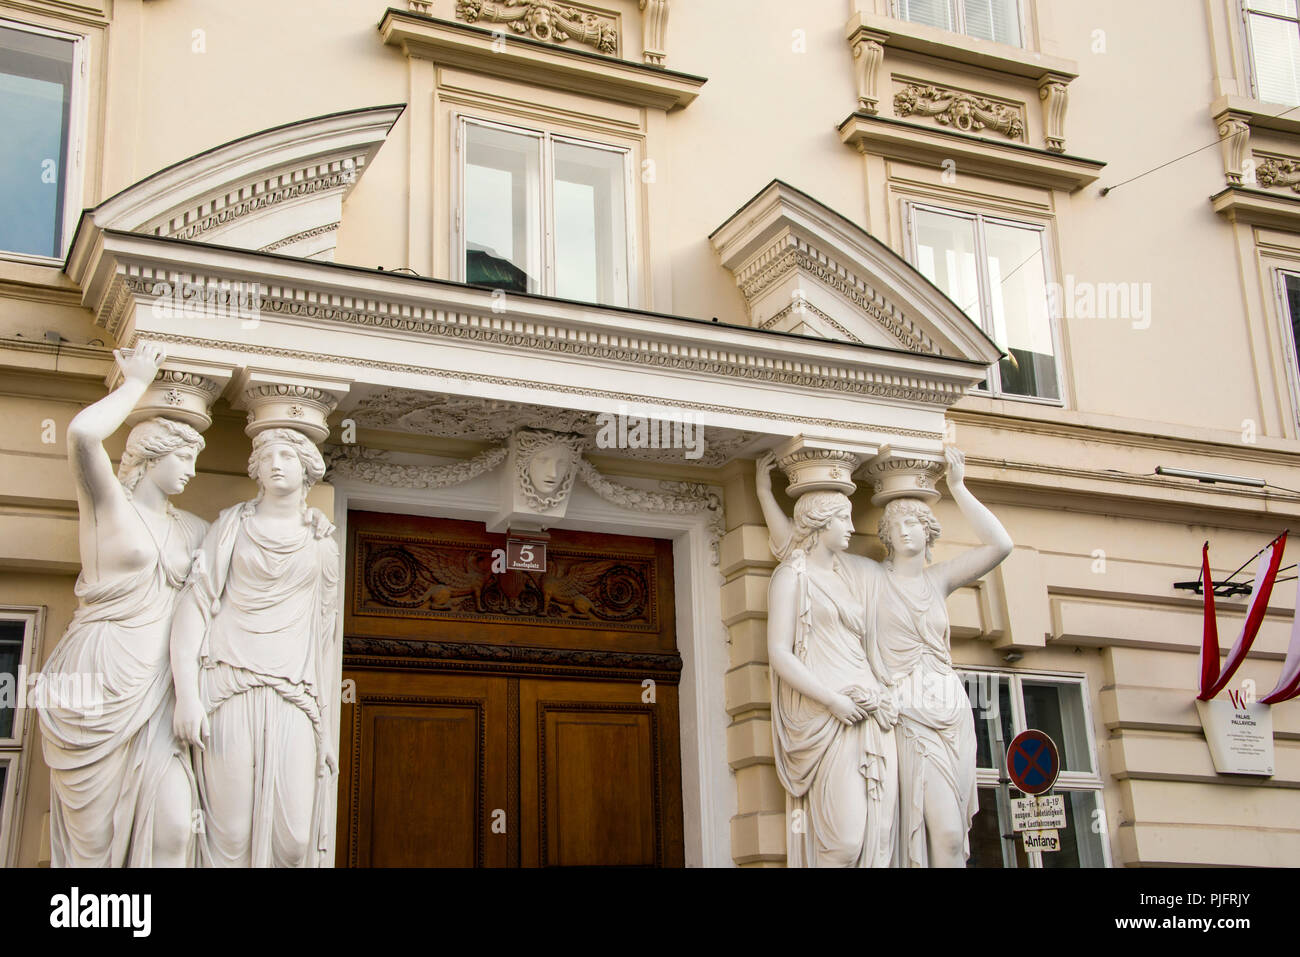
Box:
326;472;733;867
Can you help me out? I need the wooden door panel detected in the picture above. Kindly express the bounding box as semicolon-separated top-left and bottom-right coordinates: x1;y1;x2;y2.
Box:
338;669;509;867
520;678;684;867
341;511;685;867
548;709;656;866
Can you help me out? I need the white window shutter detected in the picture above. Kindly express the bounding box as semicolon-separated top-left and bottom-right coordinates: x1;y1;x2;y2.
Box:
898;0;955;32
963;0;1021;46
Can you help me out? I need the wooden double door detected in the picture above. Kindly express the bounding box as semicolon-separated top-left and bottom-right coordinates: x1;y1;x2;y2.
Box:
337;512;685;867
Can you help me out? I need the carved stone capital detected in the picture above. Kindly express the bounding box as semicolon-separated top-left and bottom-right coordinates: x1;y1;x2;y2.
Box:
1037;73;1070;153
858;444;944;506
773;436;868;497
233;370;351;444
1215;110;1252;186
850;29;888;115
640;0;669;65
112;358;233;432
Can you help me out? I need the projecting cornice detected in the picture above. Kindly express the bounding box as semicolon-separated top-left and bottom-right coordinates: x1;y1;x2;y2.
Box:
66;104;404;265
378;7;704;110
710;179;1003;366
838;113;1104;192
62;227;997;456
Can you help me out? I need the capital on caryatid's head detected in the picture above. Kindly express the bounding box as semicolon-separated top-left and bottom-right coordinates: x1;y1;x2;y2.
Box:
858;444;946;507
232;369;351;444
772;435;872;498
110;355;233;433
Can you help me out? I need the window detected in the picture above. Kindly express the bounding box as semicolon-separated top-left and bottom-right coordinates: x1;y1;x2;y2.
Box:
458;117;633;307
908;203;1061;401
896;0;1023;47
0;20;82;260
0;609;40;867
1275;270;1300;422
1245;0;1300;105
960;669;1110;868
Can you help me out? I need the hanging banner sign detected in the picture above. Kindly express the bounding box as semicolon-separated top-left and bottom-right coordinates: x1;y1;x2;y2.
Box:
1195;697;1275;776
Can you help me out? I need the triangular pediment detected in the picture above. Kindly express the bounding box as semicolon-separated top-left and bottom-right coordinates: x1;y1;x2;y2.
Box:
72;105;403;263
709;180;1002;364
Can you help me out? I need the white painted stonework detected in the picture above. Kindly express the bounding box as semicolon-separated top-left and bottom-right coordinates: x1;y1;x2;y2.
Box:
761;447;1013;867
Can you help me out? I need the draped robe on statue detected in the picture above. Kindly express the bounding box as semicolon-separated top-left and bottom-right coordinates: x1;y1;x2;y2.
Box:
39;510;206;867
770;551;897;867
179;502;339;868
876;566;978;867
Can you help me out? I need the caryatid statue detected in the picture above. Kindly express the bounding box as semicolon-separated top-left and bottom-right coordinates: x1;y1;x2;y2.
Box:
39;344;212;867
758;443;1013;868
171;418;340;867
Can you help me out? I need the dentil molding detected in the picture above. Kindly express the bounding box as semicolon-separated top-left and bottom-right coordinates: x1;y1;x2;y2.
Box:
77;105;403;262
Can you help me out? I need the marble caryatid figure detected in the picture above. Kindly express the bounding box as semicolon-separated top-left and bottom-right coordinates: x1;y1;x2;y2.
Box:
171;427;339;867
766;487;899;867
759;446;1013;868
39;344;208;867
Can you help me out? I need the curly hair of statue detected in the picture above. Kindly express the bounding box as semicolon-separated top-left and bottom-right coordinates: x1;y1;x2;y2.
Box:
116;417;206;496
789;490;853;554
878;496;942;562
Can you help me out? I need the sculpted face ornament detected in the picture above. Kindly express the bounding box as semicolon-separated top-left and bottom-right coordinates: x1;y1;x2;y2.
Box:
514;428;584;511
529;444;570;495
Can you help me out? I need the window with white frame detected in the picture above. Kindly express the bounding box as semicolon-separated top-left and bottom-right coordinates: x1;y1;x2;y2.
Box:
895;0;1023;47
0;20;83;260
908;203;1061;401
457;117;633;307
0;609;40;867
1274;270;1300;422
960;669;1109;868
1244;0;1300;106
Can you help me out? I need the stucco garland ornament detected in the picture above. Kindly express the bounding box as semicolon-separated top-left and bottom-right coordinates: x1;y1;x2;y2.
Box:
456;0;618;55
576;458;724;564
894;83;1024;140
324;444;509;489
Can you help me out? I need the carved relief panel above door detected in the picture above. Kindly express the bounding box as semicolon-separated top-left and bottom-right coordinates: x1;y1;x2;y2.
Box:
346;511;679;668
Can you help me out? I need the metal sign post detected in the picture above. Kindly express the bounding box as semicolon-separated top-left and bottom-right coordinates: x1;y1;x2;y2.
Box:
1006;729;1063;858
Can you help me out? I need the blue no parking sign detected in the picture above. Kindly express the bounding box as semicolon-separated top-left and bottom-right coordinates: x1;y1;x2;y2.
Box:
1006;729;1060;795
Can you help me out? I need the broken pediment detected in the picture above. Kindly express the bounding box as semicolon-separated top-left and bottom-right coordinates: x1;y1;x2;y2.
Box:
77;104;404;262
709;179;1002;365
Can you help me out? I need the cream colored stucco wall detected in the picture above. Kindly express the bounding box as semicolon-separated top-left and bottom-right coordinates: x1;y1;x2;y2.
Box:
0;0;1298;868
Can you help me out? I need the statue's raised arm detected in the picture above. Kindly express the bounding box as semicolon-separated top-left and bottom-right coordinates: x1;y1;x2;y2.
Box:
40;342;210;867
928;447;1013;597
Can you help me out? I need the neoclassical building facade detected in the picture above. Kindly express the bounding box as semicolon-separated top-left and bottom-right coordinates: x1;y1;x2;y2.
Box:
1;0;1299;867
